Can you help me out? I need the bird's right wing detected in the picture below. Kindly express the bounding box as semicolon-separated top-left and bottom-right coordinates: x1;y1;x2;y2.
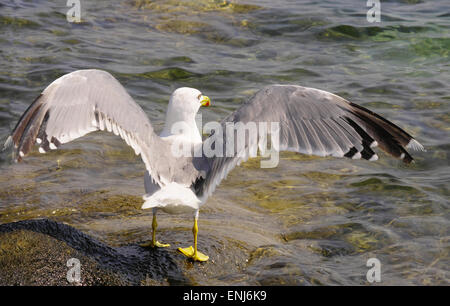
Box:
4;69;199;187
194;85;424;199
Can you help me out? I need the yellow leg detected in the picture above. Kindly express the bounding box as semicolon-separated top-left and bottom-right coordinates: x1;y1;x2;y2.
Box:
178;215;209;262
141;213;170;248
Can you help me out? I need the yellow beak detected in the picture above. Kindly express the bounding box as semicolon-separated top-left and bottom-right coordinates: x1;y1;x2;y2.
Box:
200;95;211;107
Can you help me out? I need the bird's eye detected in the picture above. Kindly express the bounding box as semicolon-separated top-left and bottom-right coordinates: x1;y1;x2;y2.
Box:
197;94;202;100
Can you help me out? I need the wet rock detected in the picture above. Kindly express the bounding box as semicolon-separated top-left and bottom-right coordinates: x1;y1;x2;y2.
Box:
0;230;124;286
0;219;188;285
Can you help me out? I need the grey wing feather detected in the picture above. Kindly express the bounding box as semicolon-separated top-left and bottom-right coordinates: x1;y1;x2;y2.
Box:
6;69;201;187
195;84;424;199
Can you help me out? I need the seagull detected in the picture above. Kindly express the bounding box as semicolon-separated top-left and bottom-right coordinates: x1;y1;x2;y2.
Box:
4;69;424;262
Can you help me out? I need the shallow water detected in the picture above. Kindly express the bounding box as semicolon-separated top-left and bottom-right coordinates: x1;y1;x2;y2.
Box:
0;0;449;285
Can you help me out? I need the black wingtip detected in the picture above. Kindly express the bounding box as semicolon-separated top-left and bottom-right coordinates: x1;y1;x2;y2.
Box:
345;103;423;164
9;94;46;162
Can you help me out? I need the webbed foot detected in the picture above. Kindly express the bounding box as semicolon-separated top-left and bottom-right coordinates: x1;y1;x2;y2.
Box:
140;240;170;248
178;246;209;262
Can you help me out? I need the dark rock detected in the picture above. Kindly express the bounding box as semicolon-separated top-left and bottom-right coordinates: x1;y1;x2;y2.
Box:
0;219;188;285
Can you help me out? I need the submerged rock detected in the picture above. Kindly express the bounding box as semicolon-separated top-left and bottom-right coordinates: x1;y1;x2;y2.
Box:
0;219;188;285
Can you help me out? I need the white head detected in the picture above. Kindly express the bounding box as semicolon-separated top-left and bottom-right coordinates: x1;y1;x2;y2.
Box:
161;87;210;140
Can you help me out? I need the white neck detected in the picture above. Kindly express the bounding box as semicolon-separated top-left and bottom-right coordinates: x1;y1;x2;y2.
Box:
160;110;202;143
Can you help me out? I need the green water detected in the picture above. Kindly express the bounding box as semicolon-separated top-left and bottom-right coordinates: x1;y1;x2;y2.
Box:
0;0;448;285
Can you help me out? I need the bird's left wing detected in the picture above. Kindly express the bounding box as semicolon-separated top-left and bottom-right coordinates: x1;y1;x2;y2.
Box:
4;69;200;187
194;85;424;199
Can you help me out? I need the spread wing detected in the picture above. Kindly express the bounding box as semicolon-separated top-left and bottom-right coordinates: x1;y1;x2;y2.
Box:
195;85;424;199
5;69;200;187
